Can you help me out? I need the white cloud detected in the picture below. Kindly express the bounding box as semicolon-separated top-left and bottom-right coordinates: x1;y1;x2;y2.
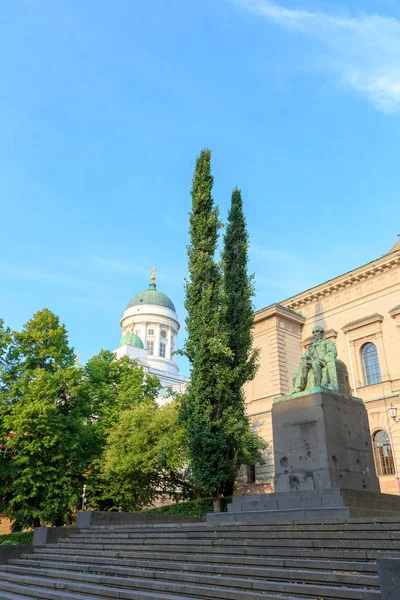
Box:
233;0;400;112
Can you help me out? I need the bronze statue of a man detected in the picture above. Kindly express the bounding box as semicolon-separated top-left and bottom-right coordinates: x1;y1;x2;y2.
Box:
292;325;338;393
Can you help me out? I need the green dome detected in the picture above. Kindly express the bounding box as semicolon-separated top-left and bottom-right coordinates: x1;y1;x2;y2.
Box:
127;283;176;312
118;333;144;349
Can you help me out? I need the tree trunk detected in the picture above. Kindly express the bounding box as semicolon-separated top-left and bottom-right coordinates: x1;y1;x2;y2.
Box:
213;496;222;512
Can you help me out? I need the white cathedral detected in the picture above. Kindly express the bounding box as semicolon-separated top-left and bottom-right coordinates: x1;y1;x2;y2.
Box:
113;269;190;401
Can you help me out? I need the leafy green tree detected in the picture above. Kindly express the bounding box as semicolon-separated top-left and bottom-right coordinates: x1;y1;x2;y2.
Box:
0;319;12;367
13;309;75;374
78;351;161;510
0;319;14;514
0;310;88;528
4;367;86;528
0;319;19;397
221;187;264;494
102;400;192;510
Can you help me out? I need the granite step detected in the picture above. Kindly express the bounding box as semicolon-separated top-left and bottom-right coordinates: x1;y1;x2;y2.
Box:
0;592;38;600
208;508;400;525
67;529;400;541
24;551;379;573
0;579;206;600
230;497;400;513
3;517;400;599
4;558;378;588
78;519;400;533
78;516;400;533
32;543;400;561
0;566;379;600
49;536;400;549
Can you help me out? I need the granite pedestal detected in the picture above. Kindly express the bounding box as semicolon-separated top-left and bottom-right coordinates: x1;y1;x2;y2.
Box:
273;388;379;494
209;388;400;525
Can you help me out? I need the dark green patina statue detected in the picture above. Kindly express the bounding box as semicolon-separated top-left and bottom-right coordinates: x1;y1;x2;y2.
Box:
291;325;339;393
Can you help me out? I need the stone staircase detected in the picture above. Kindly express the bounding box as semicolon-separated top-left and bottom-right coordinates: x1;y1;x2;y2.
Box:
0;517;399;599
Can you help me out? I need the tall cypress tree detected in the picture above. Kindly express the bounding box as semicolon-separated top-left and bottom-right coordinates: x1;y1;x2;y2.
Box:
183;149;221;364
222;187;259;390
221;188;264;495
182;153;264;510
181;149;232;511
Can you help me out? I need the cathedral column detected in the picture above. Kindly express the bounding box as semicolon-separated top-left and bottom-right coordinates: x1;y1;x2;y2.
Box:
168;327;173;360
155;324;161;357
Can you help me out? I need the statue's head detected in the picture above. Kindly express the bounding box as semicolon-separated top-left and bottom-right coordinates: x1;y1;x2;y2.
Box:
312;325;324;340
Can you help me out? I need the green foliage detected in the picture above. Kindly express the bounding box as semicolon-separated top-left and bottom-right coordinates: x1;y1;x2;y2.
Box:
0;161;266;523
102;400;193;510
0;319;18;397
0;310;88;528
0;531;33;546
0;319;12;374
81;350;160;436
180;149;233;503
0;319;15;513
222;188;259;386
145;496;232;516
4;366;87;528
13;309;75;374
221;188;266;490
78;351;162;510
180;151;265;508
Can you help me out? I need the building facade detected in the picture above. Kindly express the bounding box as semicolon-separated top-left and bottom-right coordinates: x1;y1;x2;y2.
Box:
242;238;400;495
114;271;189;401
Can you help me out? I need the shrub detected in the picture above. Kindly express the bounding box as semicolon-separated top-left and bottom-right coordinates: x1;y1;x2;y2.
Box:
0;531;33;546
144;496;232;517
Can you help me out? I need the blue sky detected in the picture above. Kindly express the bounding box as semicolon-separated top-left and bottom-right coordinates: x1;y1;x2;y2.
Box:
1;0;400;375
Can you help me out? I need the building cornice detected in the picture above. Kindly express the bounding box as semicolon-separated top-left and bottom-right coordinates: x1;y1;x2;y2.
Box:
278;249;400;311
342;313;384;333
121;309;179;330
389;304;400;319
253;303;305;326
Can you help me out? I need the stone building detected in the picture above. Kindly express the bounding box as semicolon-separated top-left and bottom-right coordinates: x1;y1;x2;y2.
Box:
114;270;189;401
242;237;400;495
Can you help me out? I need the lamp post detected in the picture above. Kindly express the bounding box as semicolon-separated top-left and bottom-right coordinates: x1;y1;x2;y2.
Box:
388;404;400;424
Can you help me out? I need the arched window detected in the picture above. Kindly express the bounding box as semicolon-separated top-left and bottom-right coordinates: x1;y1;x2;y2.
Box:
361;342;382;385
372;430;396;476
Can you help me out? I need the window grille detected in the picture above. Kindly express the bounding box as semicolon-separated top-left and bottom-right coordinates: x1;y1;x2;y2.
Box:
147;341;154;355
147;329;154;336
361;342;382;385
160;343;166;358
373;430;396;476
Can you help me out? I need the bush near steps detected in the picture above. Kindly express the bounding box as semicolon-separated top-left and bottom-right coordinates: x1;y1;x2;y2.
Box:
0;531;33;546
144;496;232;516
